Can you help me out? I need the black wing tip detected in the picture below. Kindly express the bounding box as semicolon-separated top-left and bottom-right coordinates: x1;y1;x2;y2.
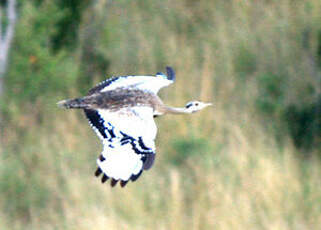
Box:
95;167;103;177
130;170;143;182
101;174;109;183
166;66;175;81
120;180;129;187
110;178;118;187
143;154;155;170
95;172;143;187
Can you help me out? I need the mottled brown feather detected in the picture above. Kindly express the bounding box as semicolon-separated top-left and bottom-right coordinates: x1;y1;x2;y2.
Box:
79;88;165;113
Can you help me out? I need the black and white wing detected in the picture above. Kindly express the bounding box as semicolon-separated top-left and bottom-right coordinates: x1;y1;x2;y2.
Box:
84;106;157;187
88;66;176;96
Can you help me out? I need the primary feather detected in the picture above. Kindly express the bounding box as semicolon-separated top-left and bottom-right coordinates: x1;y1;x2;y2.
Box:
88;67;174;95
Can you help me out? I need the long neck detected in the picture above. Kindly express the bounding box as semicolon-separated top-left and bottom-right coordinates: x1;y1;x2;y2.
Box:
163;106;191;114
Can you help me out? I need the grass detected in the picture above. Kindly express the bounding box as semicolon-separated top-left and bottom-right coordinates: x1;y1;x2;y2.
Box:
1;111;320;229
1;0;321;229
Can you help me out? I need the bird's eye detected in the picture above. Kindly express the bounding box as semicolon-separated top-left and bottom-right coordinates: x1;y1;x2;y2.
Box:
195;103;199;106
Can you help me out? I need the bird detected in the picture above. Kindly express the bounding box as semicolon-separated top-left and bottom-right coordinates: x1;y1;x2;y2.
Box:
57;67;211;187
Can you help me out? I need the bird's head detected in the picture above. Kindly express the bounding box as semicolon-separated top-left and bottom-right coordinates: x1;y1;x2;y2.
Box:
184;101;212;113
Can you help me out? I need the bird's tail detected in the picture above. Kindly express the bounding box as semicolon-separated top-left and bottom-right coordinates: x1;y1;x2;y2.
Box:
57;97;90;109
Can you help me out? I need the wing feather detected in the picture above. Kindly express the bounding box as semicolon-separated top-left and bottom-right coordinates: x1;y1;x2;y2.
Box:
85;106;157;186
88;67;175;95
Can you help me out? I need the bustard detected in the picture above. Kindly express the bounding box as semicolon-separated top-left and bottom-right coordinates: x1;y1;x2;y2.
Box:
58;67;211;187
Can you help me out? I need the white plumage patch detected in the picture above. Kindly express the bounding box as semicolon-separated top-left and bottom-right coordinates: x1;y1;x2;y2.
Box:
84;106;157;186
99;74;173;94
97;143;143;181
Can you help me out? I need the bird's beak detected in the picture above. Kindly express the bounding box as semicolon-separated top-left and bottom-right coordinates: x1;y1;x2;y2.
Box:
204;102;213;107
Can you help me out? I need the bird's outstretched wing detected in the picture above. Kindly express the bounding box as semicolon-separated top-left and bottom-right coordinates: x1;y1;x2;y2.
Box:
88;66;175;95
84;106;157;187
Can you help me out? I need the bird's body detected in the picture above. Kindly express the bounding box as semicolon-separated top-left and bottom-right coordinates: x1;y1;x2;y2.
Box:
58;67;211;187
64;89;163;112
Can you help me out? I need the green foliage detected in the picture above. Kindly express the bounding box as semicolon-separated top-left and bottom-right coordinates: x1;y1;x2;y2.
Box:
255;72;286;116
317;30;321;69
284;97;321;153
78;43;110;94
51;0;91;50
3;1;78;107
0;1;9;33
255;72;321;153
0;151;50;221
167;137;211;166
234;45;257;80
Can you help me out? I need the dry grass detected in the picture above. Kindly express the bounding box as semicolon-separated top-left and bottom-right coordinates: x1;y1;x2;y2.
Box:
1;0;321;229
2;111;320;230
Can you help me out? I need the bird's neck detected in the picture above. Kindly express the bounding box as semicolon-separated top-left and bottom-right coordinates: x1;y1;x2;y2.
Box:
163;106;191;114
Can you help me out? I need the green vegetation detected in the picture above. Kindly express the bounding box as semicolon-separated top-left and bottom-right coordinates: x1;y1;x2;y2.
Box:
1;0;320;229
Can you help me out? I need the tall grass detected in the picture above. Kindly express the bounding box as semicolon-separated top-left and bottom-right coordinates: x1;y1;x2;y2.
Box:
1;0;321;229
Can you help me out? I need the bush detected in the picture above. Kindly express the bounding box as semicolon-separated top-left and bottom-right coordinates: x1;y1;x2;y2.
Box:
284;97;321;154
3;1;78;106
167;137;211;166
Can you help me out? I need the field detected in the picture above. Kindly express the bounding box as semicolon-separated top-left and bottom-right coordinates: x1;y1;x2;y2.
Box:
0;0;320;229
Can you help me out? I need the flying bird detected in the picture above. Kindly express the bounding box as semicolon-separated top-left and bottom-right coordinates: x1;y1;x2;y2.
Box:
57;67;211;187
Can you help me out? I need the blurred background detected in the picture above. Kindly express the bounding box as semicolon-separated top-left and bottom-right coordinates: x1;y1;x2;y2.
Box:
0;0;320;229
